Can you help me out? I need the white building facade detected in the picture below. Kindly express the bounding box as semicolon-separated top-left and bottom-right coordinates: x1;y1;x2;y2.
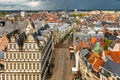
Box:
0;20;53;80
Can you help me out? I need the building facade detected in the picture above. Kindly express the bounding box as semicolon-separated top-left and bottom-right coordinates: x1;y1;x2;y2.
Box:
74;32;120;80
54;23;72;43
0;20;53;80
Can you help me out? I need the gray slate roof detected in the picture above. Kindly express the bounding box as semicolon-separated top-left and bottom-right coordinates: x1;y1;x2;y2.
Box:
0;51;4;59
0;27;5;36
102;59;120;77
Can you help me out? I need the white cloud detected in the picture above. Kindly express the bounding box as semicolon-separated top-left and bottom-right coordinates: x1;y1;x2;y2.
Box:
0;0;41;10
0;0;27;4
27;1;40;7
0;0;41;7
0;0;56;10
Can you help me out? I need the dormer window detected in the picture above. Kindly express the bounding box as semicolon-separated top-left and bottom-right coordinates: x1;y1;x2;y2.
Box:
40;41;45;48
29;44;31;49
27;34;35;42
13;44;16;49
10;36;16;42
10;44;12;49
33;44;35;49
25;44;28;49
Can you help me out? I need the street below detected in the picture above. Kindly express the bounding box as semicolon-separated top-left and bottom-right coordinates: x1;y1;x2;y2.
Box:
49;39;74;80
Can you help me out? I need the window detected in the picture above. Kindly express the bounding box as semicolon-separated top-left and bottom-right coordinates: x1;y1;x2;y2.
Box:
10;74;12;80
18;53;20;59
29;63;31;69
18;63;20;69
37;53;39;59
14;53;16;59
37;75;39;80
21;63;24;69
23;53;25;59
6;74;9;80
33;63;35;69
21;53;24;59
25;44;27;49
37;63;39;69
21;74;24;80
25;74;27;80
18;74;20;80
29;54;31;59
7;53;10;59
14;44;16;49
5;63;8;70
33;54;35;59
29;74;31;80
10;63;12;69
10;53;12;59
10;44;12;49
33;75;35;80
33;44;35;49
25;63;28;69
14;74;16;80
25;53;27;59
14;63;16;69
29;44;31;49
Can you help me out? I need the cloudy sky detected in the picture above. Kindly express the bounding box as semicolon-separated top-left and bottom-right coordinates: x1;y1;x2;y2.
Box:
0;0;120;10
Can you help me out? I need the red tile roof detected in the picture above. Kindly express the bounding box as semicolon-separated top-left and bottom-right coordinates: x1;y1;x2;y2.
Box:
88;53;101;64
105;51;120;63
93;58;105;72
91;37;97;45
88;53;105;72
88;51;120;72
47;19;62;23
0;32;8;51
76;41;89;52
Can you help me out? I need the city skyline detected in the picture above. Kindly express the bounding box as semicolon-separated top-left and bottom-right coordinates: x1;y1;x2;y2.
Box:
1;0;120;10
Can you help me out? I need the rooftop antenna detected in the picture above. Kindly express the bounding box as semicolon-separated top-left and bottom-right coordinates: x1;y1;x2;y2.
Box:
66;0;69;13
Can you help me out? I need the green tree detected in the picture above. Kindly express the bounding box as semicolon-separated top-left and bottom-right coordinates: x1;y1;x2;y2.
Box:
0;12;5;17
104;39;111;51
